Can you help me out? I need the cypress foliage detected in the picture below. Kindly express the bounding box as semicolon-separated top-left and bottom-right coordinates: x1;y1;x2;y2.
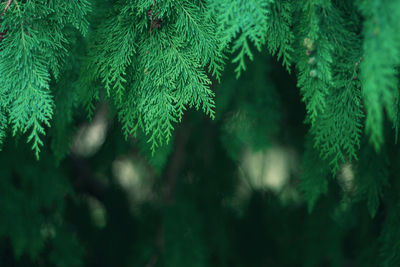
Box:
1;0;400;266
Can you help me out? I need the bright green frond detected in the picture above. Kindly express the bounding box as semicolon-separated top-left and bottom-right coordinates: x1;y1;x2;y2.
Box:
359;0;400;151
209;0;273;77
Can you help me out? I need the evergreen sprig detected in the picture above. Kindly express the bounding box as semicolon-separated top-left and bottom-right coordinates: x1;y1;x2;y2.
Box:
0;0;91;158
2;0;400;265
209;0;273;77
359;0;400;151
0;0;399;191
265;0;294;71
295;1;334;125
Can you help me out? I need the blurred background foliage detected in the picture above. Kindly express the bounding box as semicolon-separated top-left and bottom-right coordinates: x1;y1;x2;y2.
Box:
0;48;396;267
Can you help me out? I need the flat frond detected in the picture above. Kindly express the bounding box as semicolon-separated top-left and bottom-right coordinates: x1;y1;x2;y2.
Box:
359;0;400;151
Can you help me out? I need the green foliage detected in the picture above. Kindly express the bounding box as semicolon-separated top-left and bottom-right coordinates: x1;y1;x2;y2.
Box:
265;0;294;71
217;54;281;159
0;142;77;261
295;1;335;125
0;0;397;168
209;0;273;77
0;0;91;158
81;0;223;152
309;4;364;172
298;136;330;212
2;0;400;266
354;142;389;218
358;0;400;150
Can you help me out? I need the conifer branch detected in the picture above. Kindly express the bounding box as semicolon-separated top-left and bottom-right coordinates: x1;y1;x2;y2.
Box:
359;0;400;151
0;0;13;18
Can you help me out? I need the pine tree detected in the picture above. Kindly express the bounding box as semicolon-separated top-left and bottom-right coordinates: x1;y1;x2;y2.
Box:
1;0;400;266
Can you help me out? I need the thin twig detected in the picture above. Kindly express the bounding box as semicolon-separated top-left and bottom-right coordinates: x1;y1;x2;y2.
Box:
351;55;364;80
322;8;340;49
0;0;13;18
